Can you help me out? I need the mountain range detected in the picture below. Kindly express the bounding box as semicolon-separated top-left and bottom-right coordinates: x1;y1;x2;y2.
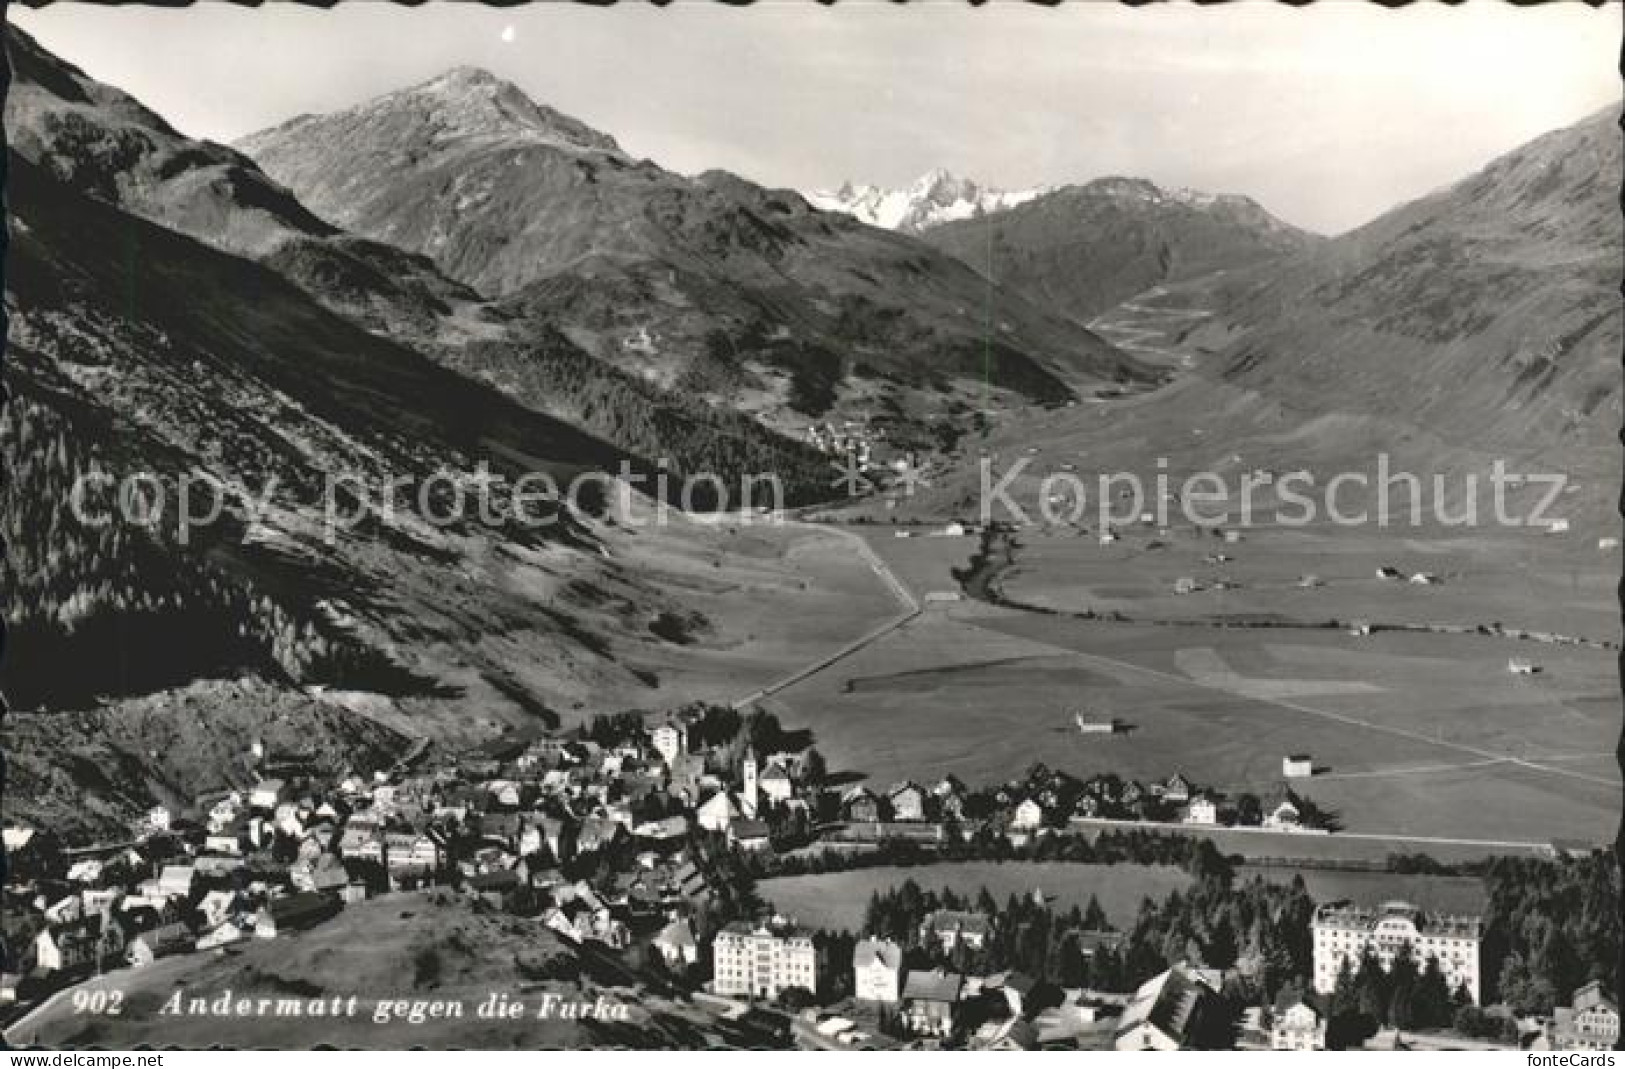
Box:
236;69;1156;442
5;30;850;503
920;177;1321;323
1198;104;1621;469
806;169;1052;233
4;23;1618;834
0;29;901;834
887;106;1621;526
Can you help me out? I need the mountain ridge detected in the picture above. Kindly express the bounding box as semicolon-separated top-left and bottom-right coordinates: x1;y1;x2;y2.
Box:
920;174;1321;323
6;27;842;504
236;65;1159;442
807;168;1053;233
885;104;1621;526
2;34;929;835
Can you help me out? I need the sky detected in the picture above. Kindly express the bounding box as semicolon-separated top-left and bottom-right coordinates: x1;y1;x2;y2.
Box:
12;1;1620;235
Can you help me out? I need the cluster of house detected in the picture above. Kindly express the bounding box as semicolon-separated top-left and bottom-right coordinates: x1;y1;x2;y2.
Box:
842;940;1270;1051
1063;772;1317;833
1;713;812;1004
1;784;358;1002
1254;977;1618;1053
11;700;1596;1052
837;917;1128;1049
770;893;1524;1051
829;779;961;845
873;765;1326;839
803;420;887;470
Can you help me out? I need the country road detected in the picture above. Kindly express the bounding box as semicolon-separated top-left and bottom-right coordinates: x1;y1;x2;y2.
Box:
1086;285;1214;370
731;521;920;710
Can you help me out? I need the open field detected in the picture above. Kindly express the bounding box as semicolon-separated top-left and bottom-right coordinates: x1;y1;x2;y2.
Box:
602;515;902;711
764;524;1618;852
853;526;986;599
996;522;1620;646
1074;820;1555;864
1238;866;1488;915
758;860;1489;934
759;862;1192;932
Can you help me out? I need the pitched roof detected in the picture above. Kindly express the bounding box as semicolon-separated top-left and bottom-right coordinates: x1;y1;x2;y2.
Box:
1115;963;1216;1045
853;938;903;971
655;918;697;949
1574;979;1618;1013
136;922;193;951
467;869;520;892
903;970;964;1003
265;891;338;924
923;910;990;935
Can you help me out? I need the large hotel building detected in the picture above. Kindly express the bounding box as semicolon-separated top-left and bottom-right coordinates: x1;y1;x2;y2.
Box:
1311;900;1483;1004
712;918;818;1000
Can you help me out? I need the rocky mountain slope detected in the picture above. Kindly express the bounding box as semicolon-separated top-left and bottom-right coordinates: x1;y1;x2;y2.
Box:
922;177;1320;323
237;69;1155;437
879;107;1621;527
5;27;478;341
5;27;837;503
806;169;1051;233
1194;105;1622;464
0;30;904;836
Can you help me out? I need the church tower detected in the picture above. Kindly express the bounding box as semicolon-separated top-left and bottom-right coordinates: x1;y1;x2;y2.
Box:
741;744;759;816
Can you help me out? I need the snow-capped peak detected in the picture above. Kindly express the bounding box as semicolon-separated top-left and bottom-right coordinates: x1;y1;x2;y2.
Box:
808;170;1051;232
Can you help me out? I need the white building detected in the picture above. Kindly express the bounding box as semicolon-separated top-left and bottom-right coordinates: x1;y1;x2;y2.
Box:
759;759;795;804
385;833;438;873
1552;981;1619;1051
1282;755;1314;778
249;779;285;811
695;790;742;833
712;919;817;1000
339;827;383;863
921;910;990;952
1010;798;1046;831
1271;1001;1326;1050
1183;795;1218;826
650;720;686;766
852;938;903;1004
1312;900;1482;1004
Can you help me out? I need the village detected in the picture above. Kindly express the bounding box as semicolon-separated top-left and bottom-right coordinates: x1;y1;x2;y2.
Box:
0;699;1614;1051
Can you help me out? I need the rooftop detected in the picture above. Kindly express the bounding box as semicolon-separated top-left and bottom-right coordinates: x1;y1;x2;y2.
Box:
1312;899;1483;939
924;909;991;934
853;938;903;971
903;969;964;1003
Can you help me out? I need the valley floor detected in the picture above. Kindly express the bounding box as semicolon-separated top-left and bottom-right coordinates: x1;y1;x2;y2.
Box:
758;521;1619;853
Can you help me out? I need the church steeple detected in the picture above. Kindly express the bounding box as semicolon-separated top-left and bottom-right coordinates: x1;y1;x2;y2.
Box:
741;744;759;815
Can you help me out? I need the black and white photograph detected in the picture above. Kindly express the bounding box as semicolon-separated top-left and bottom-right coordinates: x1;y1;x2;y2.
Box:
0;0;1620;1053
